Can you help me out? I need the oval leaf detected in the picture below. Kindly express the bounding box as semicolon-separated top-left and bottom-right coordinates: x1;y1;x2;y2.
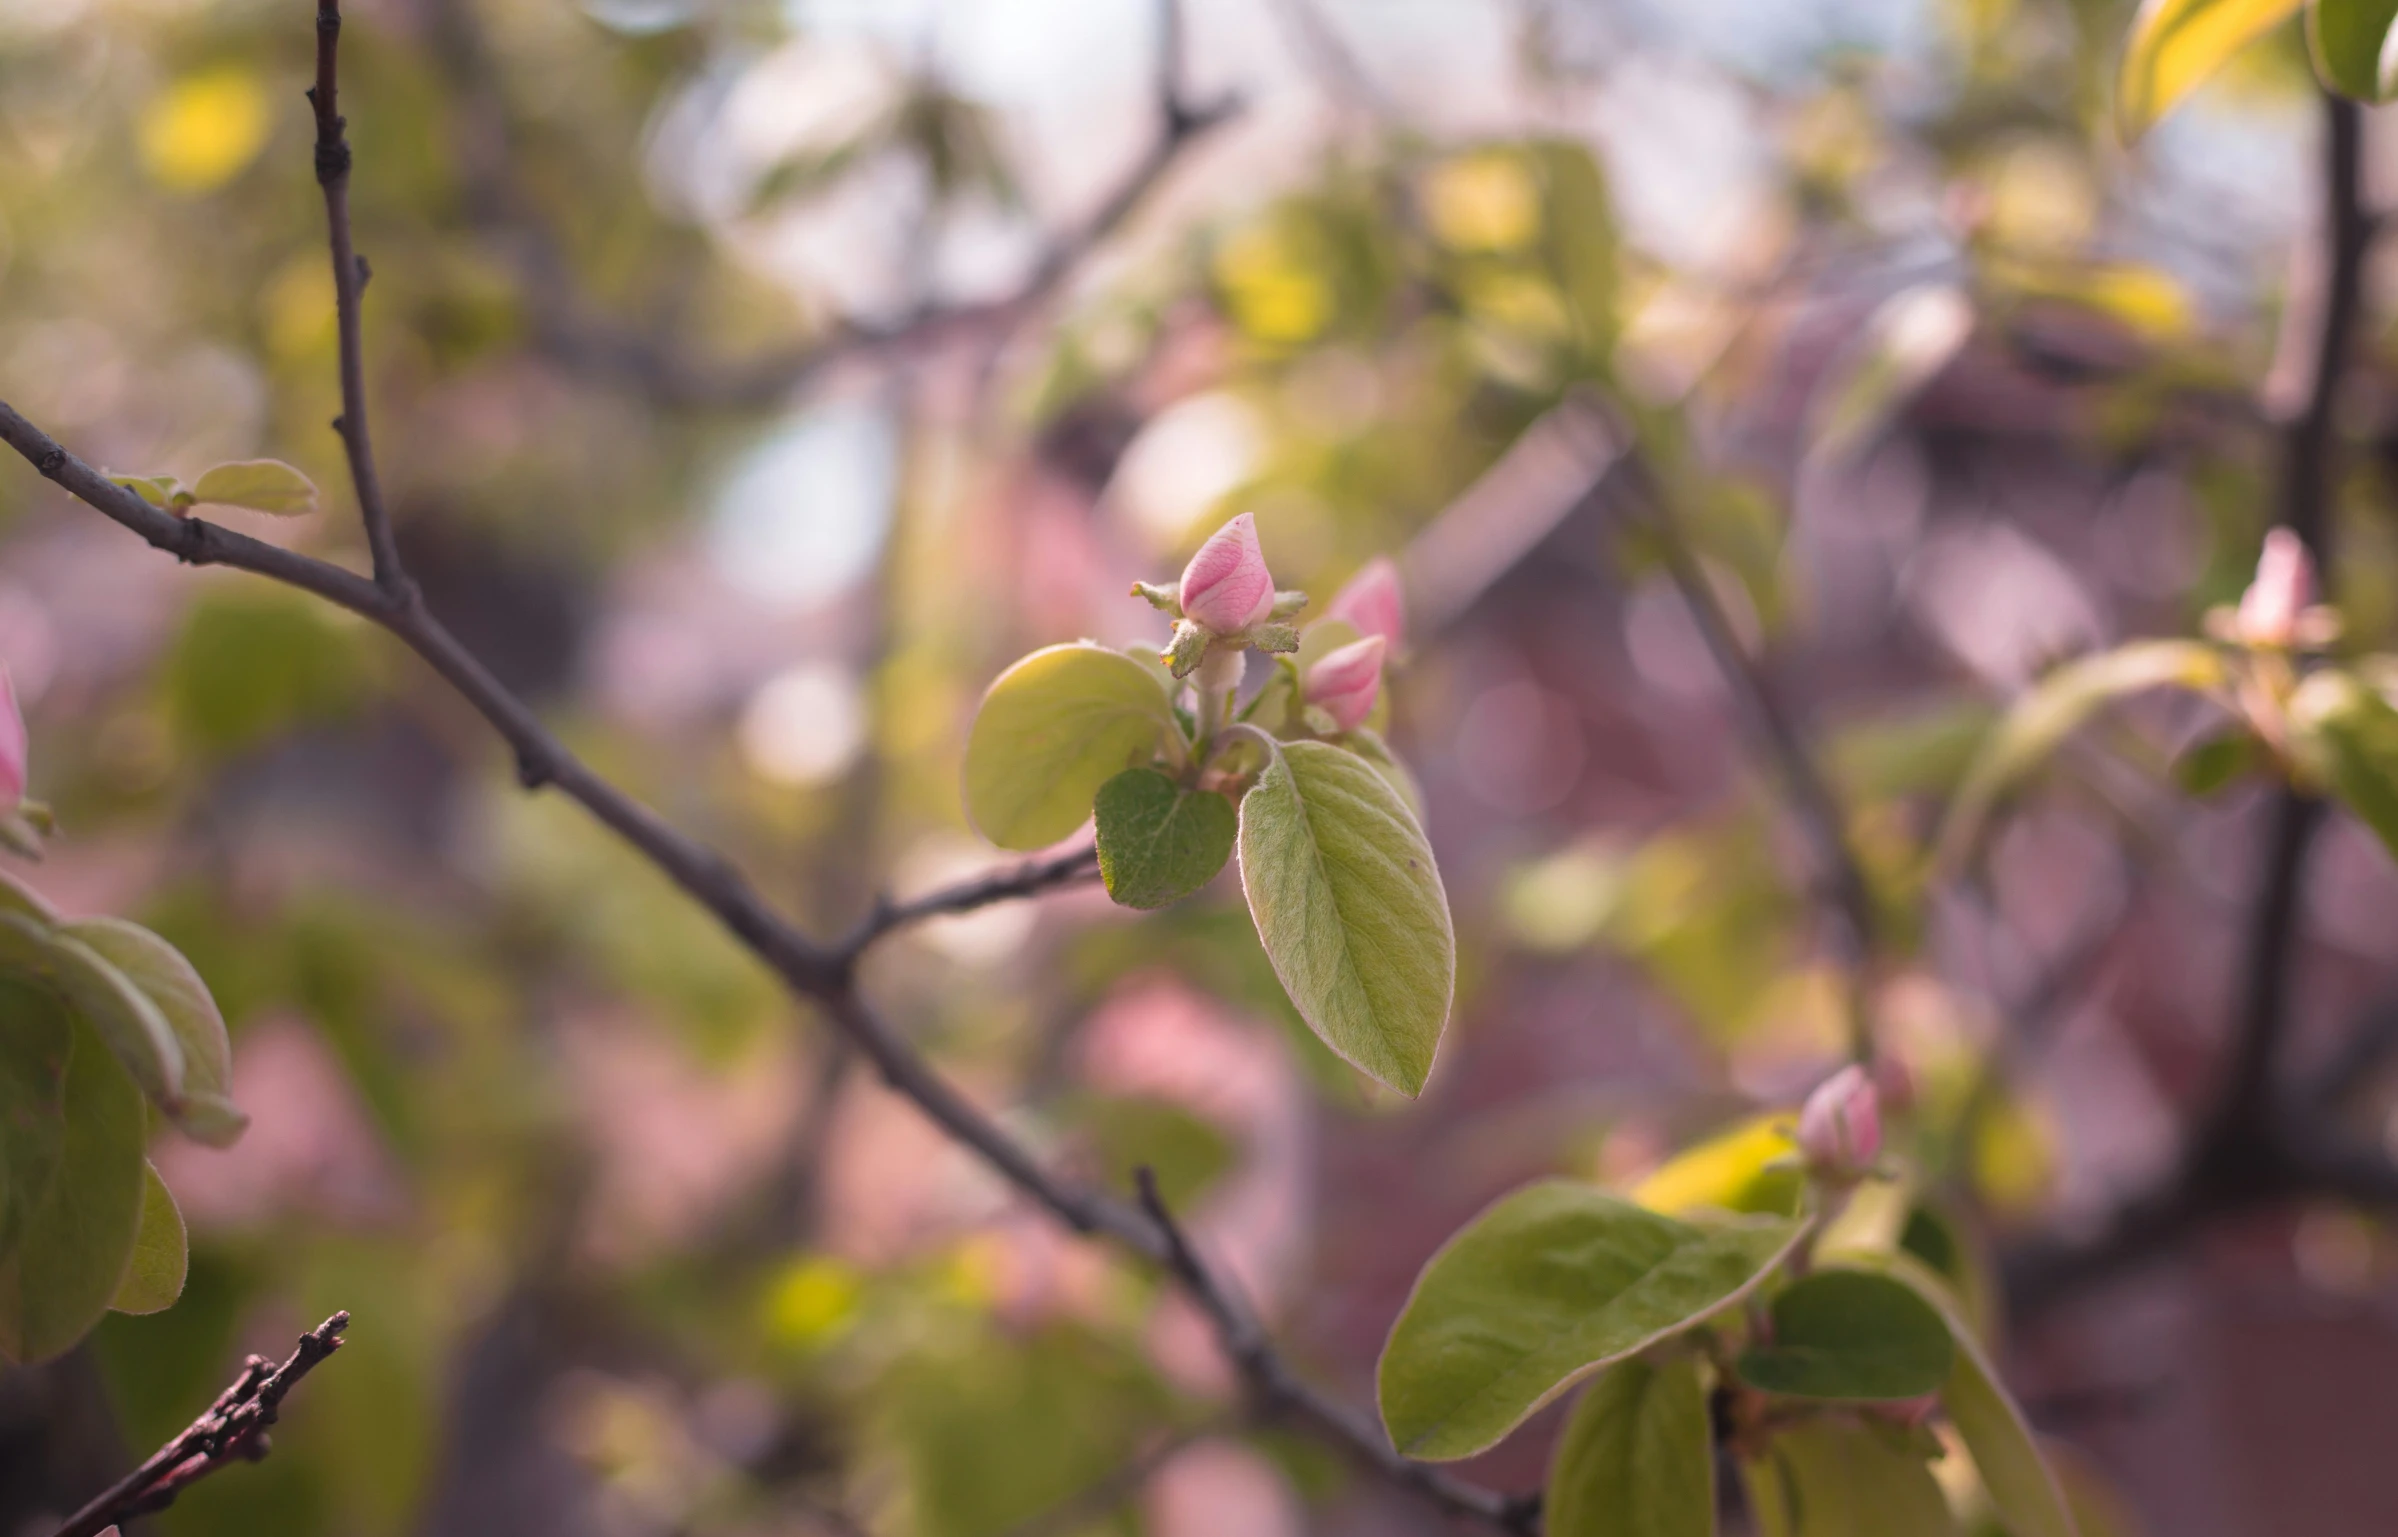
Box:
1631;1115;1802;1219
189;458;319;516
2308;0;2398;98
2118;0;2304;140
1238;739;1454;1096
0;977;73;1268
109;1163;188;1316
1378;1180;1803;1460
61;917;247;1146
964;644;1184;851
1547;1357;1716;1537
39;924;188;1115
1749;1420;1960;1537
1737;1269;1953;1401
1092;768;1236;910
0;1016;149;1364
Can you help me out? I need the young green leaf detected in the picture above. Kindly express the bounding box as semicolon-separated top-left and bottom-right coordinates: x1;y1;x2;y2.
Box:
1938;640;2224;870
0;977;73;1268
105;471;195;511
38;925;189;1118
2308;0;2398;99
189;458;320;516
964;644;1184;850
1546;1357;1716;1537
2290;670;2398;862
2174;728;2260;798
1237;739;1453;1096
0;1016;149;1364
1092;768;1237;909
109;1162;188;1316
1378;1180;1804;1460
2118;0;2305;141
61;916;247;1146
1736;1269;1953;1400
1631;1115;1802;1219
1752;1419;1961;1537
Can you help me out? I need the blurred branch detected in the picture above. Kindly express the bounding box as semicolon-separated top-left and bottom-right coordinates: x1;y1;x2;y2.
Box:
1132;1169;1543;1536
0;11;1532;1525
2006;92;2386;1318
419;0;1238;410
835;842;1101;963
53;1313;349;1537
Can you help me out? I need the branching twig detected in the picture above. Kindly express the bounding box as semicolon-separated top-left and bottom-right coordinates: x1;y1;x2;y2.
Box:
836;843;1100;963
3;8;1527;1526
54;1313;350;1537
419;0;1236;410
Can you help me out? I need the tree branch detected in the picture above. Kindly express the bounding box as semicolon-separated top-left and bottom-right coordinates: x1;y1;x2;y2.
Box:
836;843;1100;962
53;1313;349;1537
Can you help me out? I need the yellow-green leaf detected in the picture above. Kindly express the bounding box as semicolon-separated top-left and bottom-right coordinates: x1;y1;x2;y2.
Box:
963;644;1184;850
1238;739;1453;1096
2308;0;2398;98
109;1163;188;1316
1749;1419;1961;1536
0;978;73;1269
189;458;319;516
2118;0;2304;140
1631;1114;1802;1218
1735;1269;1954;1401
1547;1357;1716;1537
0;1016;148;1364
61;917;246;1146
1377;1180;1802;1460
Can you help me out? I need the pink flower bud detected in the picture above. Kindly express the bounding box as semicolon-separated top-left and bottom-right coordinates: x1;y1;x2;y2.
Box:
0;663;24;807
1304;635;1386;732
1326;558;1406;647
1796;1065;1880;1179
1179;513;1277;634
2235;528;2315;648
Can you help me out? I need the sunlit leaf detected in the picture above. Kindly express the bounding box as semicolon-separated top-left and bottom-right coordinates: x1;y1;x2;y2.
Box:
0;1016;148;1364
2308;0;2398;99
1238;739;1453;1096
1377;1180;1802;1460
1631;1114;1802;1218
109;1164;188;1316
964;644;1184;850
1735;1269;1953;1400
104;472;194;511
1546;1357;1715;1537
189;459;320;517
1091;768;1236;910
2117;0;2304;140
63;917;247;1146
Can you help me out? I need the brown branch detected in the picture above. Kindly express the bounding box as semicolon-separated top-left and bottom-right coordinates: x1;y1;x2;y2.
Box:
0;11;1526;1526
837;842;1100;962
54;1313;349;1537
1132;1170;1542;1535
419;0;1236;410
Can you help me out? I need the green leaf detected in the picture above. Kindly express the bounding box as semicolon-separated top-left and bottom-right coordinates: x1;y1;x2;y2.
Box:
105;471;194;511
1237;739;1454;1096
60;917;246;1146
189;458;319;516
1377;1180;1804;1460
1092;768;1237;910
1736;1270;1953;1401
2290;671;2398;862
2174;729;2260;798
2308;0;2398;98
1937;640;2224;869
1749;1420;1961;1537
109;1163;188;1316
1631;1115;1802;1219
0;869;58;928
2118;0;2304;140
0;977;73;1268
0;1015;149;1364
1;916;189;1118
1546;1357;1716;1537
1344;726;1427;824
964;644;1184;850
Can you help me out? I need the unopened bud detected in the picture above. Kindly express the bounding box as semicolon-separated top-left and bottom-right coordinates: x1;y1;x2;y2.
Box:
1796;1065;1880;1180
2234;529;2315;648
1179;513;1277;634
0;663;24;808
1304;635;1386;733
1326;557;1406;647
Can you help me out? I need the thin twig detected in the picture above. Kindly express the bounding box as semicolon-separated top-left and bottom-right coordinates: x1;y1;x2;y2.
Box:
54;1313;350;1537
837;843;1100;962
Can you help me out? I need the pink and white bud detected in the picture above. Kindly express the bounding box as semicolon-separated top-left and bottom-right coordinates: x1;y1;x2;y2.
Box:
1796;1064;1880;1180
0;663;24;807
2235;529;2315;648
1304;635;1386;732
1179;513;1277;634
1326;558;1406;647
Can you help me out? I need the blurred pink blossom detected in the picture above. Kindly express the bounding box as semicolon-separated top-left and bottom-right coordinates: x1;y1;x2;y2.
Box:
0;661;24;806
1304;635;1386;732
1324;557;1405;646
1796;1064;1880;1179
2235;528;2315;647
1178;513;1276;633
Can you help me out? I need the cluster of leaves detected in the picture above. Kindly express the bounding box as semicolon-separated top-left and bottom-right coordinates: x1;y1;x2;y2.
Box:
961;525;1453;1097
1378;1120;2073;1537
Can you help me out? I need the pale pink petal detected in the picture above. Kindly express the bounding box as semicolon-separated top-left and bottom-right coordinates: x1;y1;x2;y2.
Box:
1325;558;1406;646
1178;513;1277;633
1303;635;1385;732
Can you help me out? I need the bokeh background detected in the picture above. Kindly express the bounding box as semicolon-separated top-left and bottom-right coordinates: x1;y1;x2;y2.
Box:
4;0;2398;1532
